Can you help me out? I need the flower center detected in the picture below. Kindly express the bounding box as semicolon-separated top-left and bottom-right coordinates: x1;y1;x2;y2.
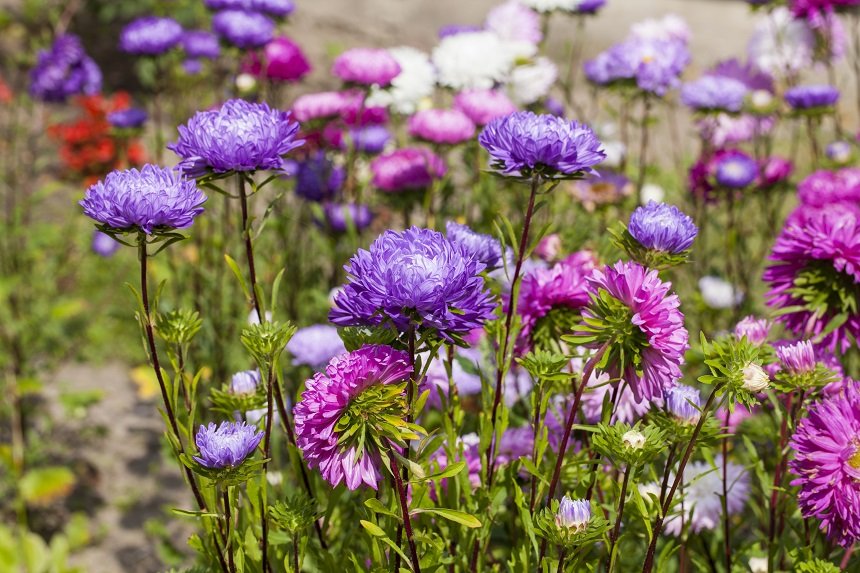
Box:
790;260;860;320
848;443;860;471
335;383;412;453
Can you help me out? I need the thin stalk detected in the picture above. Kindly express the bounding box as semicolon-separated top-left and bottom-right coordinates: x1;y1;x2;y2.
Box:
223;487;235;573
293;535;300;573
767;393;794;570
394;327;418;572
721;420;731;573
260;366;275;573
842;543;855;571
529;383;545;511
557;548;567;573
635;97;652;199
390;455;422;573
237;175;261;320
659;445;677;506
607;464;632;573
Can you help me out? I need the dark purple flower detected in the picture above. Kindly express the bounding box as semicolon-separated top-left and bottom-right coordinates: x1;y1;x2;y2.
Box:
91;230;121;257
182;30;221;59
286;324;346;367
445;221;503;270
681;76;748;113
714;151;758;188
29;35;101;102
291;91;347;122
789;381;860;547
408;108;476;145
120;17;183;55
212;10;275;49
80;165;207;234
478;111;605;178
370;148;446;192
628;201;698;253
169;99;303;176
294;152;344;201
330;227;497;339
107;108;148;129
193;420;263;469
321;202;374;233
260;36;310;81
572;0;606;14
332;48;401;87
785;84;840;110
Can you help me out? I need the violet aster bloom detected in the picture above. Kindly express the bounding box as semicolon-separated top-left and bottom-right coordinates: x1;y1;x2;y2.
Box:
734;316;771;345
790;382;860;547
332;48;401;87
293;344;413;490
291;91;347;122
478;111;605;178
286;324;347;368
294;152;344;201
763;210;860;352
485;0;542;45
80;165;206;235
556;497;591;531
437;24;483;38
797;168;860;207
341;125;391;154
584;37;689;96
229;370;260;394
577;261;688;401
212;10;275;49
320;202;374;233
707;58;774;93
714;151;758;188
572;0;606;14
169;99;303;177
370;148;446;192
776;340;817;374
107;108;148;129
408;109;476;145
91;230;121;257
785;84;840;110
628;201;698;253
666;384;702;424
250;0;295;17
330;227;497;339
120;17;183;55
29;35;101;102
570;170;633;209
680;76;748;113
204;0;246;8
453;89;518;126
193;421;263;469
445;221;503;270
182;30;220;59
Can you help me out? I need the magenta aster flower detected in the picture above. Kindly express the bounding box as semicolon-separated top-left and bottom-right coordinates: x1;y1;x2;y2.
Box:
453;89;517;127
408;108;476;145
293;344;413;490
332;48;401;87
292;91;347;122
478;111;605;178
797;168;860;208
790;382;860;547
193;421;263;469
776;340;817;374
169;99;303;176
758;156;793;189
246;36;311;82
212;10;275;49
370;147;446;192
763;210;860;352
577;261;688;401
330;227;497;340
120;17;183;55
734;316;771;345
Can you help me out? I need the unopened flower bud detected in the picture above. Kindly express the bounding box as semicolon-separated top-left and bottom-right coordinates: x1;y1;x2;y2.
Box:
555;496;590;532
742;363;769;392
622;429;646;450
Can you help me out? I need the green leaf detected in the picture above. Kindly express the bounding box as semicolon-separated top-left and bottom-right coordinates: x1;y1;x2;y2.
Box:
19;467;75;504
224;254;251;300
364;498;400;520
360;520;387;537
411;508;481;528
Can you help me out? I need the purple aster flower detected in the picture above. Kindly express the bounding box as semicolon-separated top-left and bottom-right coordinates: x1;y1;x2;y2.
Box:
80;165;206;235
453;89;517;127
759;156;794;189
790;382;860;547
714;151;758;188
734;316;771;345
628;201;698;253
193;420;263;469
91;230;121;257
229;370;260;394
212;10;275;49
478;111;605;178
572;0;606;14
340;125;391;154
485;0;542;45
680;76;748;113
294;152;344;201
330;227;497;339
370;147;446;192
291;91;347;122
707;58;774;93
665;384;702;424
776;340;817;374
250;0;295;17
183;59;203;75
556;497;591;531
320;202;374;233
29;35;101;103
332;48;401;87
578;261;688;401
293;344;412;490
204;0;246;8
420;349;483;408
408;109;476;145
584;37;689;96
258;36;310;81
120;17;183;55
445;221;503;270
169;99;303;177
182;30;221;59
107;108;148;129
763;210;860;352
785;84;840;110
286;324;347;368
437;24;483;38
827;141;854;165
797;168;860;207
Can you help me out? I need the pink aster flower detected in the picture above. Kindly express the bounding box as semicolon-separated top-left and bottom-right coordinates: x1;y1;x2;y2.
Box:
408;108;476;145
370;147;447;192
453;89;518;127
734;315;771;345
293;344;413;490
332;48;401;87
790;381;860;547
292;91;347;122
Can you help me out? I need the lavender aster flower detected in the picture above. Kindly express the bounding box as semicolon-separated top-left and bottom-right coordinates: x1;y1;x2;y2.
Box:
193;421;263;468
120;17;183;55
785;84;840;110
91;230;120;257
666;384;702;424
453;89;517;126
370;148;446;192
408;109;476;145
250;0;295;17
585;37;689;96
286;325;347;368
212;10;275;49
478;111;605;178
827;141;853;165
714;151;758;188
332;48;401;87
182;30;221;59
445;221;503;270
169;99;303;177
330;227;497;340
734;316;771;345
107;108;148;129
320;202;374;233
485;0;542;45
790;382;860;547
293;344;413;490
294;152;344;201
340;125;391;154
80;165;206;235
556;497;591;531
681;76;749;113
29;35;101;102
229;370;261;394
577;261;688;401
628;201;698;253
776;340;817;374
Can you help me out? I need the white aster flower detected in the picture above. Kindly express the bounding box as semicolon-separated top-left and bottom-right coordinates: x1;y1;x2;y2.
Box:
748;7;814;77
699;276;743;309
366;47;436;115
520;0;574;12
630;14;691;44
507;57;558;105
432;31;518;90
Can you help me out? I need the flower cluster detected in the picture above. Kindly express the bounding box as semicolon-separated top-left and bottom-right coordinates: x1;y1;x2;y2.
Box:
30;35;101;103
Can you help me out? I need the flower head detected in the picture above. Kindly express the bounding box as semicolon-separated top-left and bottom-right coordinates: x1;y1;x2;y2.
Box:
182;30;221;59
293;345;413;489
485;0;542;45
666;384;702;424
212;10;275;49
432;31;517;90
790;382;860;547
699;275;743;309
556;497;591;531
92;230;120;257
30;35;101;102
453;89;517;127
193;421;263;469
622;430;647;450
370;148;446;192
330;227;497;340
748;7;815;76
714;151;758;188
294;152;344;201
286;325;347;368
120;17;183;55
445;221;503;270
585;37;689;96
827;141;854;165
332;48;401;87
107;107;148;129
408;109;476;145
797;168;860;208
785;84;840;110
776;340;817;374
582;372;652;424
508;57;558;106
320;202;374;233
628;201;697;254
249;36;311;82
681;76;748;113
742;363;770;392
169;99;303;176
478;111;605;178
734;316;771;345
80;165;206;234
229;370;261;395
